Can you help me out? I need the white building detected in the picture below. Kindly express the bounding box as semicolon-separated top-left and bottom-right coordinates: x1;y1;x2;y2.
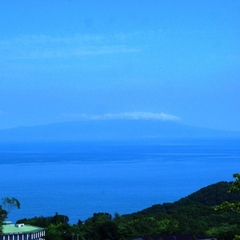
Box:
0;221;45;240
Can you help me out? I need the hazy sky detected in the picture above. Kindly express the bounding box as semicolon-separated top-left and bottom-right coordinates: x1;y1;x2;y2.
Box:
0;0;240;131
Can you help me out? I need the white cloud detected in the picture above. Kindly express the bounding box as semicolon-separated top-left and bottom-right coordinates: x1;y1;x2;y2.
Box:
61;112;181;121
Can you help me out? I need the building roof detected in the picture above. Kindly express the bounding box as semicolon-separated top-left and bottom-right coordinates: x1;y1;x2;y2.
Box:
2;223;44;235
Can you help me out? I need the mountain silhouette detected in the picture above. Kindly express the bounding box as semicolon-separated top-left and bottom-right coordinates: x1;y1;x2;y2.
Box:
0;120;238;142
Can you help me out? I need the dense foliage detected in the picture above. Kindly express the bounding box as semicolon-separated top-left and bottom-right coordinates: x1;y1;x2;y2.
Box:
215;174;240;240
0;206;7;234
15;180;240;240
0;197;20;234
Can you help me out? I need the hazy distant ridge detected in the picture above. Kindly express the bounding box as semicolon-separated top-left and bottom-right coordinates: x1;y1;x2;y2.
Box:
0;120;238;142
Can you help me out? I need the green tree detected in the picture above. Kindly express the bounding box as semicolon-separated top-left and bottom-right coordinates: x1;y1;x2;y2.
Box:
0;206;7;234
0;197;20;234
215;173;240;240
2;197;20;215
52;212;69;225
46;223;62;240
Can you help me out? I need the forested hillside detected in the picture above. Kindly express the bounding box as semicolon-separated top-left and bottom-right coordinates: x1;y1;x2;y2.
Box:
15;181;240;240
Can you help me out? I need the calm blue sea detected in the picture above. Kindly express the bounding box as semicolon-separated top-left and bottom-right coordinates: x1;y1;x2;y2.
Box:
0;138;239;224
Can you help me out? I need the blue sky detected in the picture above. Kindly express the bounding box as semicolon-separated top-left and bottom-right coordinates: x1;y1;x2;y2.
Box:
0;0;240;131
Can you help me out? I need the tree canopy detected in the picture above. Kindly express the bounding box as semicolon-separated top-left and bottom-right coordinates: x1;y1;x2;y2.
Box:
2;176;240;239
0;197;21;234
16;180;240;240
215;173;240;240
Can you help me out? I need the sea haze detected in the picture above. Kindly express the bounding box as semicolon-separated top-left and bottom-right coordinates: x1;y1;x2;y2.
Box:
0;138;239;224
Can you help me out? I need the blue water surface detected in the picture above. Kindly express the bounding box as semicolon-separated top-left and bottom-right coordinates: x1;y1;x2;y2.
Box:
0;138;239;223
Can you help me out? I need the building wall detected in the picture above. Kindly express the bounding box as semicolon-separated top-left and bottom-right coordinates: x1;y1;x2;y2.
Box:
0;230;45;240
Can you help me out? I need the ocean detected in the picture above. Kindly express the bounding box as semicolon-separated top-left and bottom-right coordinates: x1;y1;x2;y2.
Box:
0;138;239;224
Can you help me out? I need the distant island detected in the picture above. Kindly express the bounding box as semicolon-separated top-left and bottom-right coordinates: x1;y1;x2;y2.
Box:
0;119;239;142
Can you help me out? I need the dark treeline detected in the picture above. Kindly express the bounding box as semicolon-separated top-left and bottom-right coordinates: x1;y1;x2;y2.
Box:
17;181;240;240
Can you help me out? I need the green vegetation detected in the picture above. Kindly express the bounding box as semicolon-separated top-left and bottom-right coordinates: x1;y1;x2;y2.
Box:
0;205;7;234
215;173;240;240
13;177;240;240
0;197;20;234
